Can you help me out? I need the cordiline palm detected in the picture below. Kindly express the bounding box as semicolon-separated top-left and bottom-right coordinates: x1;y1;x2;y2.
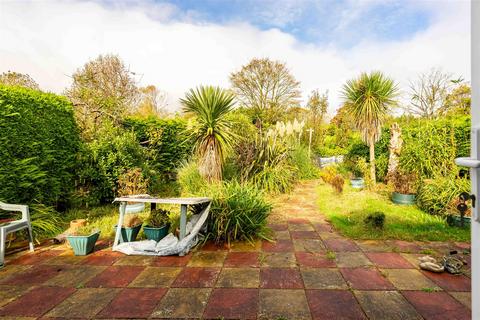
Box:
341;71;398;185
181;86;237;182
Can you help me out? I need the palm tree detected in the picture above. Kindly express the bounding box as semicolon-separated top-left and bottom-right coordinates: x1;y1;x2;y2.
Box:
341;71;398;185
181;86;237;182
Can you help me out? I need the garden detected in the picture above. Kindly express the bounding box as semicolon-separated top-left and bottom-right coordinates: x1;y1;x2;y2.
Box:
0;56;472;249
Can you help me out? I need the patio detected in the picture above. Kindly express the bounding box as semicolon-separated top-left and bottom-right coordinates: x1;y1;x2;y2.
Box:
0;181;471;319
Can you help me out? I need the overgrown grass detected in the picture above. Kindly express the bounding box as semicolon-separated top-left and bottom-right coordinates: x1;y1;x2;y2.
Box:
317;183;470;242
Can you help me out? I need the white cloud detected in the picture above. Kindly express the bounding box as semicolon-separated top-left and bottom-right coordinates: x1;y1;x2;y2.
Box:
0;0;470;114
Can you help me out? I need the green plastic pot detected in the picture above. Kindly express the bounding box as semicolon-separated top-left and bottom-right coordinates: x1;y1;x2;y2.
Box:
447;215;471;228
350;178;365;189
114;223;142;243
67;231;100;256
392;192;416;205
143;224;169;242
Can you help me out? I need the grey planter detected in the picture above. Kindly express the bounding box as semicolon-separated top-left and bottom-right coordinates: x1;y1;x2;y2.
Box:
392;192;416;205
350;178;365;189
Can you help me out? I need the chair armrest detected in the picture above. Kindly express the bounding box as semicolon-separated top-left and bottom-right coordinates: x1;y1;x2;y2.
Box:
0;202;30;222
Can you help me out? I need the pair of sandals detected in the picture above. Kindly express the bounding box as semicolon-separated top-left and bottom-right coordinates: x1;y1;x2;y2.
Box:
419;254;464;274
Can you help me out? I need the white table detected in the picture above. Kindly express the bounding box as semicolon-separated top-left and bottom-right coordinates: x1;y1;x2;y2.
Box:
112;196;211;249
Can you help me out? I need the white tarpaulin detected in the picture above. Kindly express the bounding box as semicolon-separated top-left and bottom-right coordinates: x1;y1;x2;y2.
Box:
115;203;210;256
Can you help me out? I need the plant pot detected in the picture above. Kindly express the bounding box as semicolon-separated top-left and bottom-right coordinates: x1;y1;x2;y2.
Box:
392;192;416;205
143;225;169;242
125;203;145;214
67;231;100;256
350;178;365;189
114;223;142;243
447;215;471;228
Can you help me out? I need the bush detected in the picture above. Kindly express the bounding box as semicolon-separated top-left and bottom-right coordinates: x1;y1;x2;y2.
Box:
417;176;470;216
205;182;272;244
289;145;320;179
123;116;193;179
73;124;150;206
253;162;297;194
364;212;386;229
177;161;207;195
0;85;80;208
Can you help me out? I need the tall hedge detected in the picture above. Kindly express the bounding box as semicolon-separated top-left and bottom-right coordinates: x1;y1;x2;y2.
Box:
123;116;193;178
0;85;80;208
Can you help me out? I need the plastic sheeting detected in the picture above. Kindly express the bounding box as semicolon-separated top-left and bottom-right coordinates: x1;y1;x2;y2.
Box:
114;203;210;256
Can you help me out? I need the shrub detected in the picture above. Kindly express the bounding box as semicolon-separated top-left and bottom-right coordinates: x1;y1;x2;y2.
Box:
416;176;470;216
331;174;345;193
205;182;272;244
320;165;338;184
29;203;64;241
146;208;171;227
253;162;297;194
391;171;417;195
177;161;207;195
289;145;320;179
73;124;150;206
117;167;149;196
0;85;80;208
123;116;193;179
364;211;386;229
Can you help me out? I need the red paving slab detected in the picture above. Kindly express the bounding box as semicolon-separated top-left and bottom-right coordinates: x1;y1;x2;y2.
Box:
268;223;289;231
290;231;320;239
288;218;310;224
306;289;366;320
260;268;304;289
421;270;471;291
340;268;395;290
82;254;119;266
86;265;144;287
389;240;422;253
295;252;336;268
152;254;192;267
172;267;220;287
365;252;414;268
0;286;75;317
204;288;258;319
97;288;167;318
313;223;333;232
8;249;63;265
1;264;65;285
224;252;260;267
261;239;294;252
324;238;359;252
402;291;471;320
200;241;230;251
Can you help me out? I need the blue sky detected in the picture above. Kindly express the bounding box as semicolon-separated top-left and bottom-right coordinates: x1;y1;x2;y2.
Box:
146;0;431;47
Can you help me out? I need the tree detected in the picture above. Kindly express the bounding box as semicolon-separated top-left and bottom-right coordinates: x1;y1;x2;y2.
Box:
230;58;301;125
342;71;398;185
135;85;168;117
0;71;39;90
181;86;237;182
306;89;328;145
67;54;138;139
442;83;471;116
408;68;451;119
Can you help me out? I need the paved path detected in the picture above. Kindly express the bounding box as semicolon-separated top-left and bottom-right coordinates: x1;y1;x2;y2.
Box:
0;180;471;319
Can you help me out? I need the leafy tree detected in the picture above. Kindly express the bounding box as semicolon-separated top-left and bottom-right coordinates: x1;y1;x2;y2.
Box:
230;58;301;125
67;54;139;139
407;68;452;119
306;89;328;145
442;83;471;116
0;71;39;90
342;71;398;185
181;86;237;181
135;85;168;117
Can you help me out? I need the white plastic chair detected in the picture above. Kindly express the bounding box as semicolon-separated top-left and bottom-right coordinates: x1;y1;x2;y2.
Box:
0;202;34;267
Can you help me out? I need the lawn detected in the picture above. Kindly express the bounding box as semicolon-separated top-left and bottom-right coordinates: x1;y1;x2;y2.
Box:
317;183;470;242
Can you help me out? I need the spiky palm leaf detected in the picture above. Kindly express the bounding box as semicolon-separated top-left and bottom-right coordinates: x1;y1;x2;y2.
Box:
181;86;237;181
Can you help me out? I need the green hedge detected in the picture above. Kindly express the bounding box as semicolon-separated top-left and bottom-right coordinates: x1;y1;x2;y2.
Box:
0;85;80;208
123;116;193;178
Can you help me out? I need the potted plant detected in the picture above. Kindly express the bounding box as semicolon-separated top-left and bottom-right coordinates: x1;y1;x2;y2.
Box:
350;161;365;189
446;196;471;228
143;208;171;242
115;214;143;243
117;168;149;214
391;170;417;205
67;224;100;256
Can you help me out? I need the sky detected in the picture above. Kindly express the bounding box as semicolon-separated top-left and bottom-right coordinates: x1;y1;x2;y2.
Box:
0;0;471;114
